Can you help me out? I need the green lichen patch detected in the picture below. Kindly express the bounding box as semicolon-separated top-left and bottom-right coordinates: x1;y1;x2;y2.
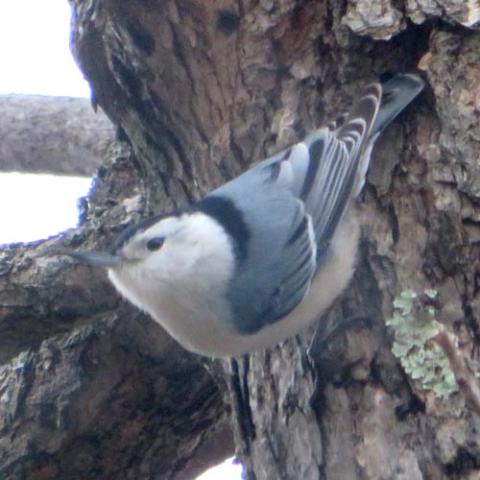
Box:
387;289;458;398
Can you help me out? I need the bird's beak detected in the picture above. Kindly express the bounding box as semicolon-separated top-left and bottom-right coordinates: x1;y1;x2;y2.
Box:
59;249;122;268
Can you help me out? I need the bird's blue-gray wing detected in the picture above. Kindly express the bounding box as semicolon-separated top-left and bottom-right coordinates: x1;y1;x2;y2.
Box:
257;83;382;258
262;74;424;254
211;75;422;333
211;85;381;333
209;178;317;334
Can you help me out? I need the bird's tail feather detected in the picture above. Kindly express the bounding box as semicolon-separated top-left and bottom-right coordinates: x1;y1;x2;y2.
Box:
351;73;424;197
371;74;425;137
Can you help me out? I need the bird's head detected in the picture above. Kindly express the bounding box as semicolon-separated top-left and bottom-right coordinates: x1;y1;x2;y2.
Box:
66;213;180;269
63;210;236;296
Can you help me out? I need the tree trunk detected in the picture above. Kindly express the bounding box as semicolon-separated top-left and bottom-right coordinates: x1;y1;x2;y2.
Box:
1;0;480;478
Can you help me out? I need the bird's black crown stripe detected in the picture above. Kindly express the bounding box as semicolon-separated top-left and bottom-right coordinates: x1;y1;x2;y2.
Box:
111;196;250;262
111;211;179;254
194;195;250;263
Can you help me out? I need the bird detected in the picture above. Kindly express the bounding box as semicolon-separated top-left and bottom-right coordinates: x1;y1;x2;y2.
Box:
65;74;424;358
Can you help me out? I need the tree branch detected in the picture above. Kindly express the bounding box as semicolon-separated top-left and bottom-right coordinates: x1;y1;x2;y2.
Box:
0;95;114;176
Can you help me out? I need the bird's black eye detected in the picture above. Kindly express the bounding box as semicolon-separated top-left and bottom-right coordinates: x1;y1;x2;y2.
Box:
146;237;165;251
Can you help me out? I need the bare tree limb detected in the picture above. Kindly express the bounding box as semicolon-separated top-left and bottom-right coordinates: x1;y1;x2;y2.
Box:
0;95;114;176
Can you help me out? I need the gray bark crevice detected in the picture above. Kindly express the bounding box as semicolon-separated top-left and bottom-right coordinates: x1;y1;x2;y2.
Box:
0;0;479;478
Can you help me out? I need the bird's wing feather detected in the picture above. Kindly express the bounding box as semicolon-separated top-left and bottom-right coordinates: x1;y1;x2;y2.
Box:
212;81;411;333
258;83;382;256
209;182;317;334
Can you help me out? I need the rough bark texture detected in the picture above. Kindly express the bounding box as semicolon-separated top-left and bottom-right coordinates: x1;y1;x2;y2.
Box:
0;95;114;175
0;144;232;479
1;0;480;479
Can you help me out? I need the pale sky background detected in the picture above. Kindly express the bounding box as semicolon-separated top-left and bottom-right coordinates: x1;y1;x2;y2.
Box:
0;1;241;478
0;0;92;245
0;0;90;97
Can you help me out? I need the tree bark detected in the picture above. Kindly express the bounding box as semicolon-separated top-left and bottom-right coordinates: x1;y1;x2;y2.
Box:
1;0;479;479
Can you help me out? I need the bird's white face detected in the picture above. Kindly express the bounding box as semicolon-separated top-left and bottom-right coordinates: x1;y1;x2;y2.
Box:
107;212;236;319
118;215;185;266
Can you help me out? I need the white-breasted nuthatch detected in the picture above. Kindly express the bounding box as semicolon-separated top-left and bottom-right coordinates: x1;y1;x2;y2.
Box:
67;74;424;357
